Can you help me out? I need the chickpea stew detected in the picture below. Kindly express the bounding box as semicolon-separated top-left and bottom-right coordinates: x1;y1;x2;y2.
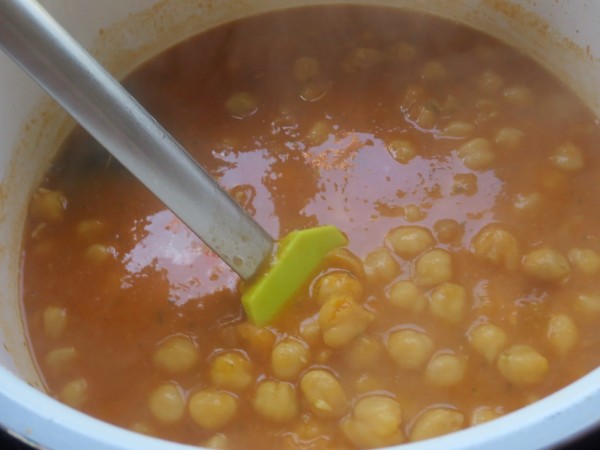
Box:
22;5;600;449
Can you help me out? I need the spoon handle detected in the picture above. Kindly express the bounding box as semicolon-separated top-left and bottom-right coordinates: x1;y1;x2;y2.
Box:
0;0;274;280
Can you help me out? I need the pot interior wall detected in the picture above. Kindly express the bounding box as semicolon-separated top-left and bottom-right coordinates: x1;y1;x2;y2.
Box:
0;0;598;429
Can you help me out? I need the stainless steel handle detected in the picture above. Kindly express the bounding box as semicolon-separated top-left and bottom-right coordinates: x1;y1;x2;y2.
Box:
0;0;274;280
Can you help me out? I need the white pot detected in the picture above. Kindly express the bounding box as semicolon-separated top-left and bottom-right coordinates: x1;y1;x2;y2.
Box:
0;1;599;449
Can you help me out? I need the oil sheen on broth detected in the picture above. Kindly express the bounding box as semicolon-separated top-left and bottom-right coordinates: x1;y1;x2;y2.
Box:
21;5;600;449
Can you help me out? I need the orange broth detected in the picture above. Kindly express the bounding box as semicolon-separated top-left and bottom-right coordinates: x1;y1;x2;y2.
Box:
21;5;600;449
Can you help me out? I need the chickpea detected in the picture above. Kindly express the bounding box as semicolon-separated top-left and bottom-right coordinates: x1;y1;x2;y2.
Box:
457;138;495;170
576;293;600;315
468;323;507;363
75;219;104;242
83;243;114;264
550;142;584;171
399;84;426;110
203;433;229;449
189;390;238;429
386;226;434;259
522;247;571;282
343;47;385;72
495;127;524;149
312;271;363;305
471;225;520;271
43;306;67;339
253;380;298;422
387;139;417;164
364;248;400;285
451;173;478;196
341;396;405;447
318;295;373;348
235;322;275;358
513;192;544;216
300;79;332;102
443;94;461;114
415;106;438;129
568;248;600;275
471;407;503;426
442;121;475;138
289;414;331;446
225;92;257;118
153;335;198;374
387;280;426;313
474;98;498;122
300;369;348;418
497;345;549;386
547;313;578;356
219;324;238;346
129;422;154;436
477;69;504;94
434;219;463;244
414;249;453;287
404;204;426;222
429;282;466;323
421;60;447;82
30;188;67;223
410;408;464;442
306;120;331;146
538;167;567;192
148;383;185;424
502;85;534;107
387;329;434;370
293;56;320;83
343;335;383;370
46;347;77;373
325;248;366;279
299;318;321;345
425;353;466;387
59;378;88;409
388;41;417;62
271;339;309;380
210;351;253;391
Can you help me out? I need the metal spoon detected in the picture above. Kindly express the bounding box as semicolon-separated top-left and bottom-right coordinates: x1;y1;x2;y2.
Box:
0;0;273;280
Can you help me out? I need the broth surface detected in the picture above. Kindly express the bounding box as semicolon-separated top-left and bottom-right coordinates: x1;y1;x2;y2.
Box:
21;5;600;449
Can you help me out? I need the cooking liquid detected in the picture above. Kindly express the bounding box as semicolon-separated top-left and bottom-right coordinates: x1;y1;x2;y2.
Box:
21;5;600;448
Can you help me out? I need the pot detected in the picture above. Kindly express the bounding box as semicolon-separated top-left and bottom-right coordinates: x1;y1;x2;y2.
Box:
0;1;599;449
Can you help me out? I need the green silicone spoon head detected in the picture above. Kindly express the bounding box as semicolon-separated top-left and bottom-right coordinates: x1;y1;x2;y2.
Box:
241;225;348;325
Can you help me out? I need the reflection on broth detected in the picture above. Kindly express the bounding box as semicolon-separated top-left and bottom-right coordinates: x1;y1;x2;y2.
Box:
21;5;600;449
